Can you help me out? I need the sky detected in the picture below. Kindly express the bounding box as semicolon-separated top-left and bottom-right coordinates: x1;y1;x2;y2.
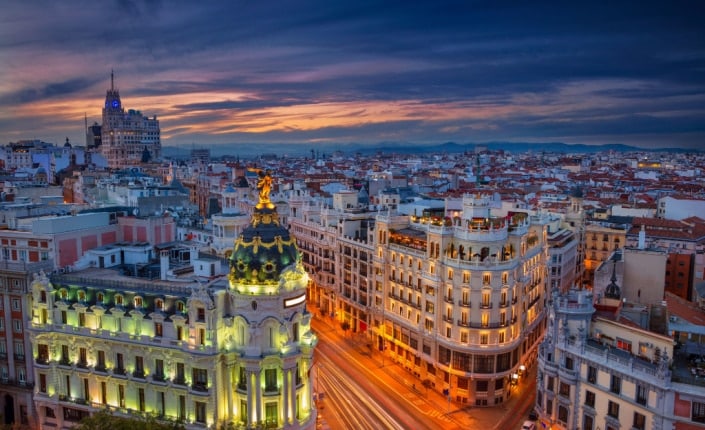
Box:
1;1;704;154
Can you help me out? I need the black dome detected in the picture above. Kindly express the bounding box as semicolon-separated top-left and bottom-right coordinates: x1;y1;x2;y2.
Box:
229;207;298;284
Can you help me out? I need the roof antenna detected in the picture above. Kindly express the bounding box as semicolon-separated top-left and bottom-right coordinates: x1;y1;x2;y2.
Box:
111;69;114;91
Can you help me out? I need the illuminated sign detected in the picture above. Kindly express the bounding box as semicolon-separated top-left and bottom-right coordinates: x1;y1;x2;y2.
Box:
284;293;306;308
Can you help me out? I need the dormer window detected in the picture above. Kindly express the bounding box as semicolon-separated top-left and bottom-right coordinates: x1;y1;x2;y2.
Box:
97;292;104;303
115;295;124;306
60;289;68;300
155;299;164;311
77;291;86;302
134;297;143;308
176;301;185;313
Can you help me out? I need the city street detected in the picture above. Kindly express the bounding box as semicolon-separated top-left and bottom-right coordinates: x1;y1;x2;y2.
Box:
311;309;537;430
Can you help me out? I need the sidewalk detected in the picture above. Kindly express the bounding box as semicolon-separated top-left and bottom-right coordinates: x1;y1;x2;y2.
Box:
311;307;535;430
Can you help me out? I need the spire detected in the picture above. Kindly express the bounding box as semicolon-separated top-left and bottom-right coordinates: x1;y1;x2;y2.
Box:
111;69;114;91
604;256;621;299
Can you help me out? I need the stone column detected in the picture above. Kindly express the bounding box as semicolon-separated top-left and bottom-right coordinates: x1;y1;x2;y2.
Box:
247;371;255;425
282;368;290;424
255;369;262;423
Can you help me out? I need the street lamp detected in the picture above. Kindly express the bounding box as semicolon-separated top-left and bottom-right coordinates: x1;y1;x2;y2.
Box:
519;364;526;377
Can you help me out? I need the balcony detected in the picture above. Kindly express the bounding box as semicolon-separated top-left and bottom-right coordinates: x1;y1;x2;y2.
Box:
173;376;187;386
444;296;454;304
458;300;471;308
457;320;471;328
132;369;146;379
94;364;108;373
479;302;493;309
191;383;208;393
113;367;127;377
35;356;50;366
264;385;280;395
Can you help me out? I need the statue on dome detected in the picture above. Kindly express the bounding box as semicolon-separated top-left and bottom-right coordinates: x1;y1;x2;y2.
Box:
248;168;275;209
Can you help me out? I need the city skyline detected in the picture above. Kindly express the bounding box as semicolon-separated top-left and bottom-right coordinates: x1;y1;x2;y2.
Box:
1;1;704;151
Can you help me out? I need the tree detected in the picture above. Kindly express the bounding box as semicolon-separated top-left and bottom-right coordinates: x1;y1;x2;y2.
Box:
340;320;351;336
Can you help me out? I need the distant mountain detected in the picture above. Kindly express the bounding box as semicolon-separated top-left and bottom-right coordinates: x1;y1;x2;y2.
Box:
162;140;700;159
355;141;698;155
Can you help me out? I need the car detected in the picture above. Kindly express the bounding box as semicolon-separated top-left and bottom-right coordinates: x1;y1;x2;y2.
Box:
528;410;538;421
521;421;537;430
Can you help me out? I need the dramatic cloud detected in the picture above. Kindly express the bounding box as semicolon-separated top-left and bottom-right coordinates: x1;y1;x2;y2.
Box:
0;0;703;152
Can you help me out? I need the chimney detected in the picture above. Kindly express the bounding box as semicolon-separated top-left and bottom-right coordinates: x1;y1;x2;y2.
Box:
638;224;646;249
160;250;169;280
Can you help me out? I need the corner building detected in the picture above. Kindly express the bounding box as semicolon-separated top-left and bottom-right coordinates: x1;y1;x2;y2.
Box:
372;194;547;406
28;172;317;429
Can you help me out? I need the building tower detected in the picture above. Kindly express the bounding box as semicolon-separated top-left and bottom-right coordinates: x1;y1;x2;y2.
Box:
100;71;161;169
227;169;318;428
565;187;586;288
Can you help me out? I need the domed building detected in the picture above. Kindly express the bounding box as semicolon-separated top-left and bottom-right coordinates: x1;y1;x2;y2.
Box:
226;169;318;428
28;169;317;429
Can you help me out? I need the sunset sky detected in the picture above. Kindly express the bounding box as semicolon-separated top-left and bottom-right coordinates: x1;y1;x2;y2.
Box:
1;1;703;153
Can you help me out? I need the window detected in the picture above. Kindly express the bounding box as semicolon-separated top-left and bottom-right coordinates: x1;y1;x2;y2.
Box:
193;368;208;389
610;374;621;394
558;405;568;424
694;401;705;423
134;356;144;377
483;273;491;285
134;297;143;308
116;353;124;373
547;376;555;392
115;295;123;305
480;333;488;344
636;384;648;405
583;414;594;430
587;366;597;383
118;385;125;408
607;400;619;419
633;412;646;430
13;319;22;332
564;356;574;370
97;351;106;370
155;298;163;310
195;401;206;423
155;359;164;380
197;307;205;321
463;272;470;283
78;348;87;366
584;390;595;407
265;402;278;426
155;322;163;337
559;382;570;397
61;345;70;364
265;369;277;392
97;292;104;303
37;344;49;363
12;299;20;310
39;373;47;392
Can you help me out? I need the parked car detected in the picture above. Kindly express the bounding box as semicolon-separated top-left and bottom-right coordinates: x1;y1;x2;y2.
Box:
528;410;538;421
521;421;536;430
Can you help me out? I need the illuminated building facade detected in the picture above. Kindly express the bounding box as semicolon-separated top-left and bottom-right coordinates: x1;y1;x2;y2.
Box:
28;170;317;429
292;190;548;407
372;194;548;406
100;72;161;169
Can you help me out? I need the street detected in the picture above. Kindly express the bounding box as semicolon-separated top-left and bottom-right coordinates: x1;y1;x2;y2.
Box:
311;311;537;430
